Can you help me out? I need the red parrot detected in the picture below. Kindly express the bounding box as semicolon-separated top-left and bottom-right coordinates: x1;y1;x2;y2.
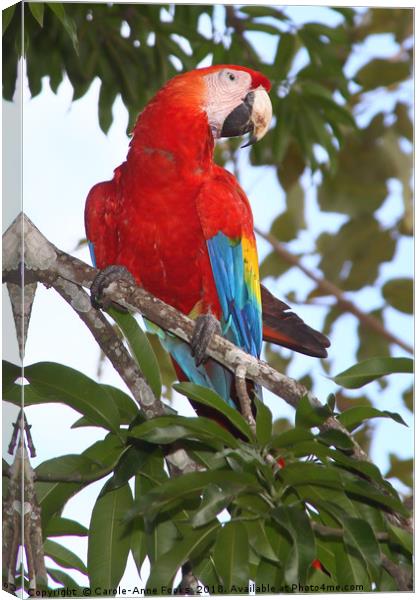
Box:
85;65;329;410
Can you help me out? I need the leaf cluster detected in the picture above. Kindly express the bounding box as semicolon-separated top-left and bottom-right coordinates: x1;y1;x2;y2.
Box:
3;352;412;593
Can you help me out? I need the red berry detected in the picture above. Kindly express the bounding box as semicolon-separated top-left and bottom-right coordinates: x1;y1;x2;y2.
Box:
277;457;286;468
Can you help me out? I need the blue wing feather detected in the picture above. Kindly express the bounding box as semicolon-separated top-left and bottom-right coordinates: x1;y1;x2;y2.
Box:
88;240;97;268
207;232;262;358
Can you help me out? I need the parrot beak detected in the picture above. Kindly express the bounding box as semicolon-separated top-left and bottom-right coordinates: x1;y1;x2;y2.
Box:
220;87;272;147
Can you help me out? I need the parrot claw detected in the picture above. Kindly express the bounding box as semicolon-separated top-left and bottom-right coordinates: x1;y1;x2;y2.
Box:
90;264;136;310
191;314;222;366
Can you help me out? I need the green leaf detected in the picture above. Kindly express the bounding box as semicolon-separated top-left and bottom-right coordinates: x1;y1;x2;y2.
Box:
255;397;272;446
2;360;21;395
130;415;239;449
332;357;413;389
88;482;133;589
382;278;413;314
24;362;121;433
191;483;233;528
131;476;148;574
36;453;113;483
281;462;343;490
28;3;44;26
259;250;291;280
357;309;391;363
385;454;413;489
342;517;381;582
108;308;162;399
213;521;249;590
355;58;410;91
295;395;332;428
403;386;413;412
36;434;124;530
101;445;152;495
131;470;258;522
387;524;413;554
274;33;297;81
174;382;254;441
44;517;88;538
317;429;354;450
246;519;279;563
239;6;287;19
44;539;87;574
2;5;16;35
338;406;407;431
317;217;396;289
146;521;219;589
270;427;314;449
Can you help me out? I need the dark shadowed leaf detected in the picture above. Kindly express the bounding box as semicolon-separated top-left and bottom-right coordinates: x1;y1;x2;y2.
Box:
272;505;315;585
2;5;16;34
342;517;381;582
47;2;78;52
28;3;44;26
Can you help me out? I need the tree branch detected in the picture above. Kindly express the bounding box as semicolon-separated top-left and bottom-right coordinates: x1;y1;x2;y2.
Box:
255;227;413;355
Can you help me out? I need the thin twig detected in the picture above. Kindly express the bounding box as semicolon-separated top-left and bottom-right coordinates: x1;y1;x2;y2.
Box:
255;227;413;355
235;365;256;432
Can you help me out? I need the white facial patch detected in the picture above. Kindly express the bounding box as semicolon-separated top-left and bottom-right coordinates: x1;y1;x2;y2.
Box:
204;69;253;138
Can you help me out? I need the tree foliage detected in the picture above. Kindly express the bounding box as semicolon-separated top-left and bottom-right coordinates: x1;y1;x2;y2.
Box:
2;2;413;595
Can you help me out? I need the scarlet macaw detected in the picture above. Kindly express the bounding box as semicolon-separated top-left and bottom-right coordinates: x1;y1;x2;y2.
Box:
85;65;329;410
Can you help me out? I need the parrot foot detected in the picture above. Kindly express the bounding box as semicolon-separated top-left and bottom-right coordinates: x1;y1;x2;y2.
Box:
90;264;136;310
191;314;222;366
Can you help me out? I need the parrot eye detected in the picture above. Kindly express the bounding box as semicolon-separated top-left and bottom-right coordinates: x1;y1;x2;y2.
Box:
227;72;236;81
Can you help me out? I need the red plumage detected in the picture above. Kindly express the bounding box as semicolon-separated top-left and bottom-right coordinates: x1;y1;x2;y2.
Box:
85;65;329;361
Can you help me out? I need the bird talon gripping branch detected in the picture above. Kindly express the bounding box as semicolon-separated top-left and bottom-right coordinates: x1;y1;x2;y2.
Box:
90;264;136;310
191;314;222;366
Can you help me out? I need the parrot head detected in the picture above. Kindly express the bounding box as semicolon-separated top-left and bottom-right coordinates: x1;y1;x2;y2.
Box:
200;65;272;146
146;65;272;149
